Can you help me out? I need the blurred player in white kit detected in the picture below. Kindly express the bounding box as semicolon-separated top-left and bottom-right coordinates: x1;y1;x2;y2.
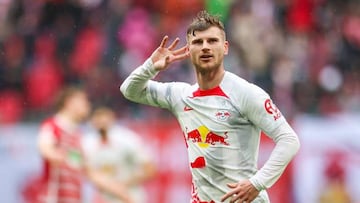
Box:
120;10;300;203
83;107;156;203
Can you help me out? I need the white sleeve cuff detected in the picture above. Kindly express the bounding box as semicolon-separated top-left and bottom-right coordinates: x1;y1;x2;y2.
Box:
143;58;159;77
249;177;266;191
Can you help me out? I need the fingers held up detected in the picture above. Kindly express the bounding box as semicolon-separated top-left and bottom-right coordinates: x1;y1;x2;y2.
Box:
159;35;169;48
151;36;189;71
159;36;180;50
168;37;180;50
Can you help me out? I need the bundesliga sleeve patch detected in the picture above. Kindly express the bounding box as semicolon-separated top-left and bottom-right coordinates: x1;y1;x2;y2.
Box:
264;99;282;121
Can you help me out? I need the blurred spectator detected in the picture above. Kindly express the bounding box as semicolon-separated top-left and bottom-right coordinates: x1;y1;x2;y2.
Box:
1;34;26;91
23;33;64;111
0;90;23;123
0;0;359;125
318;150;352;203
117;8;157;76
69;18;105;77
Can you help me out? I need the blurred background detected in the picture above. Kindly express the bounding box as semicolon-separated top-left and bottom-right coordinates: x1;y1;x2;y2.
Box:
0;0;359;202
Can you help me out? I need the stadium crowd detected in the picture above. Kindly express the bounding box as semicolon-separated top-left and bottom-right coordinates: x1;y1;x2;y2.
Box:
0;0;359;123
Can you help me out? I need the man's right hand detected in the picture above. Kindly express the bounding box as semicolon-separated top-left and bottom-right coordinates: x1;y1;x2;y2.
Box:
151;36;189;71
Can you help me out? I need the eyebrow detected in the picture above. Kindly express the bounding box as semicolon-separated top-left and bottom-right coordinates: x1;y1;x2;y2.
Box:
191;37;220;43
191;38;203;44
208;37;219;41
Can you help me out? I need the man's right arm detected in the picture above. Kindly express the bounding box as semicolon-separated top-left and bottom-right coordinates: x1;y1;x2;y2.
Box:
38;124;64;165
120;36;189;108
120;58;174;109
121;59;159;105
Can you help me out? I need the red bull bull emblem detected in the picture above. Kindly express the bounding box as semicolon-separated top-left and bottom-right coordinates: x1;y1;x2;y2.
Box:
186;126;229;148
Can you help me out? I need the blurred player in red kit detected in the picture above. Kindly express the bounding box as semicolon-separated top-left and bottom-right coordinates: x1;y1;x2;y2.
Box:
120;11;300;203
37;87;90;203
34;87;136;203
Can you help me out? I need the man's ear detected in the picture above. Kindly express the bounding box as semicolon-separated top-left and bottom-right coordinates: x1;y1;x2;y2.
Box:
224;41;229;55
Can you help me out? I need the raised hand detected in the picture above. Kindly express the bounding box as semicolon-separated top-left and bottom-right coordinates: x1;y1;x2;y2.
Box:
150;36;189;71
221;180;260;203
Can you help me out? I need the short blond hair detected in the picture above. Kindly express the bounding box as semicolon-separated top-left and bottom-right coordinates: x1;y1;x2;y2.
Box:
186;10;225;39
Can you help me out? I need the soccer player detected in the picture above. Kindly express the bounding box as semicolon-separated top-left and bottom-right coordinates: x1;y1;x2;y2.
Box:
120;10;300;203
37;87;91;203
37;87;135;203
82;107;156;203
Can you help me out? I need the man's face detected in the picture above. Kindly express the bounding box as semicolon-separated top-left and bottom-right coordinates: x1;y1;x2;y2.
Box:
187;26;228;72
67;92;91;122
91;112;115;131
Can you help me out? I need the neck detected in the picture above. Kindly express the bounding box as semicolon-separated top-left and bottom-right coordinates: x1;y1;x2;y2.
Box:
100;131;109;144
56;110;78;126
54;110;79;133
196;66;225;90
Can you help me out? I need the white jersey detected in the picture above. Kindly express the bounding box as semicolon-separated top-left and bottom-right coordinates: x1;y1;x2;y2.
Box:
120;59;300;203
82;125;150;203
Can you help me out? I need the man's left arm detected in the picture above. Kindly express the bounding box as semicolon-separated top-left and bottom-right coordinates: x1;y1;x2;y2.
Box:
249;121;300;190
222;84;300;203
222;122;299;203
245;84;300;190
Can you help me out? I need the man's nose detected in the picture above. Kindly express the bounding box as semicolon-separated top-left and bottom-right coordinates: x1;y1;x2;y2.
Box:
201;41;210;50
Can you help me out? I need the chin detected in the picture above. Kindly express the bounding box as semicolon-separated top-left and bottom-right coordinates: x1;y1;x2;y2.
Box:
197;63;217;71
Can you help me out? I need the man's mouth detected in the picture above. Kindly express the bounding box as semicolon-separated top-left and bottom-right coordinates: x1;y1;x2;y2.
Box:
200;54;213;60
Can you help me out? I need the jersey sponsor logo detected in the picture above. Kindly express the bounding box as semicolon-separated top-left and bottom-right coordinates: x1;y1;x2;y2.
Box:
186;126;229;148
215;110;231;121
184;105;194;111
264;99;282;121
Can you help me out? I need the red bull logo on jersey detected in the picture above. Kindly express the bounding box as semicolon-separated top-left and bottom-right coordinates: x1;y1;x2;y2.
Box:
186;126;229;148
264;98;282;121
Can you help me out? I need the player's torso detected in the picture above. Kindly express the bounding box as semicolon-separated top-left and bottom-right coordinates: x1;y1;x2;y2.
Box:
43;119;83;202
171;77;266;202
85;134;146;203
89;140;133;178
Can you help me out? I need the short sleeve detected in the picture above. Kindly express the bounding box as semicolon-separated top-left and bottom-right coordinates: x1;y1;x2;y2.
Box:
37;122;56;147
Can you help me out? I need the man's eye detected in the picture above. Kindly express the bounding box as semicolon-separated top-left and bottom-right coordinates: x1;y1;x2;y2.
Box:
209;39;218;43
